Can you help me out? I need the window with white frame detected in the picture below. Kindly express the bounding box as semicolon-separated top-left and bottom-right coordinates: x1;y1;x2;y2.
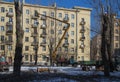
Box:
1;17;5;22
9;8;13;13
8;45;12;50
26;9;29;14
0;26;4;31
71;14;74;19
71;31;74;36
1;7;5;13
58;13;62;18
25;28;29;33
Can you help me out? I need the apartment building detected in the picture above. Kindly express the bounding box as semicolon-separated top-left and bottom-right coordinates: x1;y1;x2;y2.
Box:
0;1;91;65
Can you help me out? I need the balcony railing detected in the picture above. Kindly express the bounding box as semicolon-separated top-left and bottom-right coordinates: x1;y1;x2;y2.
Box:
31;15;39;19
40;32;47;38
31;42;38;46
80;36;85;41
63;43;69;47
6;22;13;26
63;24;68;30
63;17;69;22
31;32;38;37
6;30;13;35
41;24;47;29
80;44;85;49
80;28;85;33
32;24;39;28
6;40;13;45
41;16;46;20
80;21;86;25
40;42;46;46
64;34;69;39
6;12;13;17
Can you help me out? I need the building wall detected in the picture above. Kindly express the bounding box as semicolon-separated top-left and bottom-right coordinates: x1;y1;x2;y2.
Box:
0;1;91;64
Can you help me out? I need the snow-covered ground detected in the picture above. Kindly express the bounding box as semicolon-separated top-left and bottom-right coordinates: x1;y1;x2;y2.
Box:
1;66;120;82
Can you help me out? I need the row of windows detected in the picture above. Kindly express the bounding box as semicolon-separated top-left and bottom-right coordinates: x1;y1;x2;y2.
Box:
0;35;12;41
0;17;13;22
26;9;75;19
0;26;13;31
0;7;13;13
25;28;75;35
0;45;12;50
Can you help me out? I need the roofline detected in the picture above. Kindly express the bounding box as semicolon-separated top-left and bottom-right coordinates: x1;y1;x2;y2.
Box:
0;1;92;12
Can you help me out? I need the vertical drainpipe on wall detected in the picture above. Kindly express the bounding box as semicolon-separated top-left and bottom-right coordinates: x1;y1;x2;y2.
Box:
22;0;24;60
76;9;78;61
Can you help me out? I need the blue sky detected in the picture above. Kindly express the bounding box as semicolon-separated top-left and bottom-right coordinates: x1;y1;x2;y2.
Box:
4;0;97;37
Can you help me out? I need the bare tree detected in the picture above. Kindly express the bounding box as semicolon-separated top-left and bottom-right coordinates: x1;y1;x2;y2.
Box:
86;0;120;76
13;0;23;76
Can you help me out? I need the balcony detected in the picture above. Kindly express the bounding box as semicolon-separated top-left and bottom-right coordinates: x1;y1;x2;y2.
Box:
40;32;47;38
63;24;68;30
63;17;69;22
40;42;46;46
6;12;13;17
32;24;39;28
31;15;39;19
31;42;38;46
80;44;85;49
41;24;47;29
6;40;13;45
41;16;46;20
63;43;69;47
6;22;13;26
6;30;13;35
31;32;38;37
80;21;86;25
80;28;85;33
64;34;69;39
80;36;85;41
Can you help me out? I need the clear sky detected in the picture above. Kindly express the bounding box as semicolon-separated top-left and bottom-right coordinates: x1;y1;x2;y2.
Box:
4;0;95;37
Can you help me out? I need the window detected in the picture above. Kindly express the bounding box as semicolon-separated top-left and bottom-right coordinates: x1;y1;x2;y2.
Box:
115;22;119;27
71;31;74;36
115;29;119;34
1;17;5;22
71;48;74;52
0;45;5;50
26;9;29;14
25;55;28;61
8;45;12;50
71;14;74;19
59;22;62;26
9;17;13;22
34;19;38;25
58;13;62;18
115;43;119;48
42;38;46;43
25;46;29;51
81;18;85;21
42;46;46;51
65;39;68;43
71;39;74;44
58;47;62;51
43;20;46;25
25;37;29;42
58;30;62;35
25;28;29;32
0;35;4;41
9;8;13;13
51;21;54;26
8;26;13;31
65;48;68;52
8;35;12;41
51;12;54;17
26;19;29;24
115;36;119;41
51;29;54;34
43;11;46;15
0;26;4;31
65;14;68;17
71;23;74;27
1;7;5;13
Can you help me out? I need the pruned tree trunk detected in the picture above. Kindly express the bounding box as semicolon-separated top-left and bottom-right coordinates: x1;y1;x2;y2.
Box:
13;0;23;76
101;14;110;76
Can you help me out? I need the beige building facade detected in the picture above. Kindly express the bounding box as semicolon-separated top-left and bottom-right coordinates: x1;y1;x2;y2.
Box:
0;1;91;65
